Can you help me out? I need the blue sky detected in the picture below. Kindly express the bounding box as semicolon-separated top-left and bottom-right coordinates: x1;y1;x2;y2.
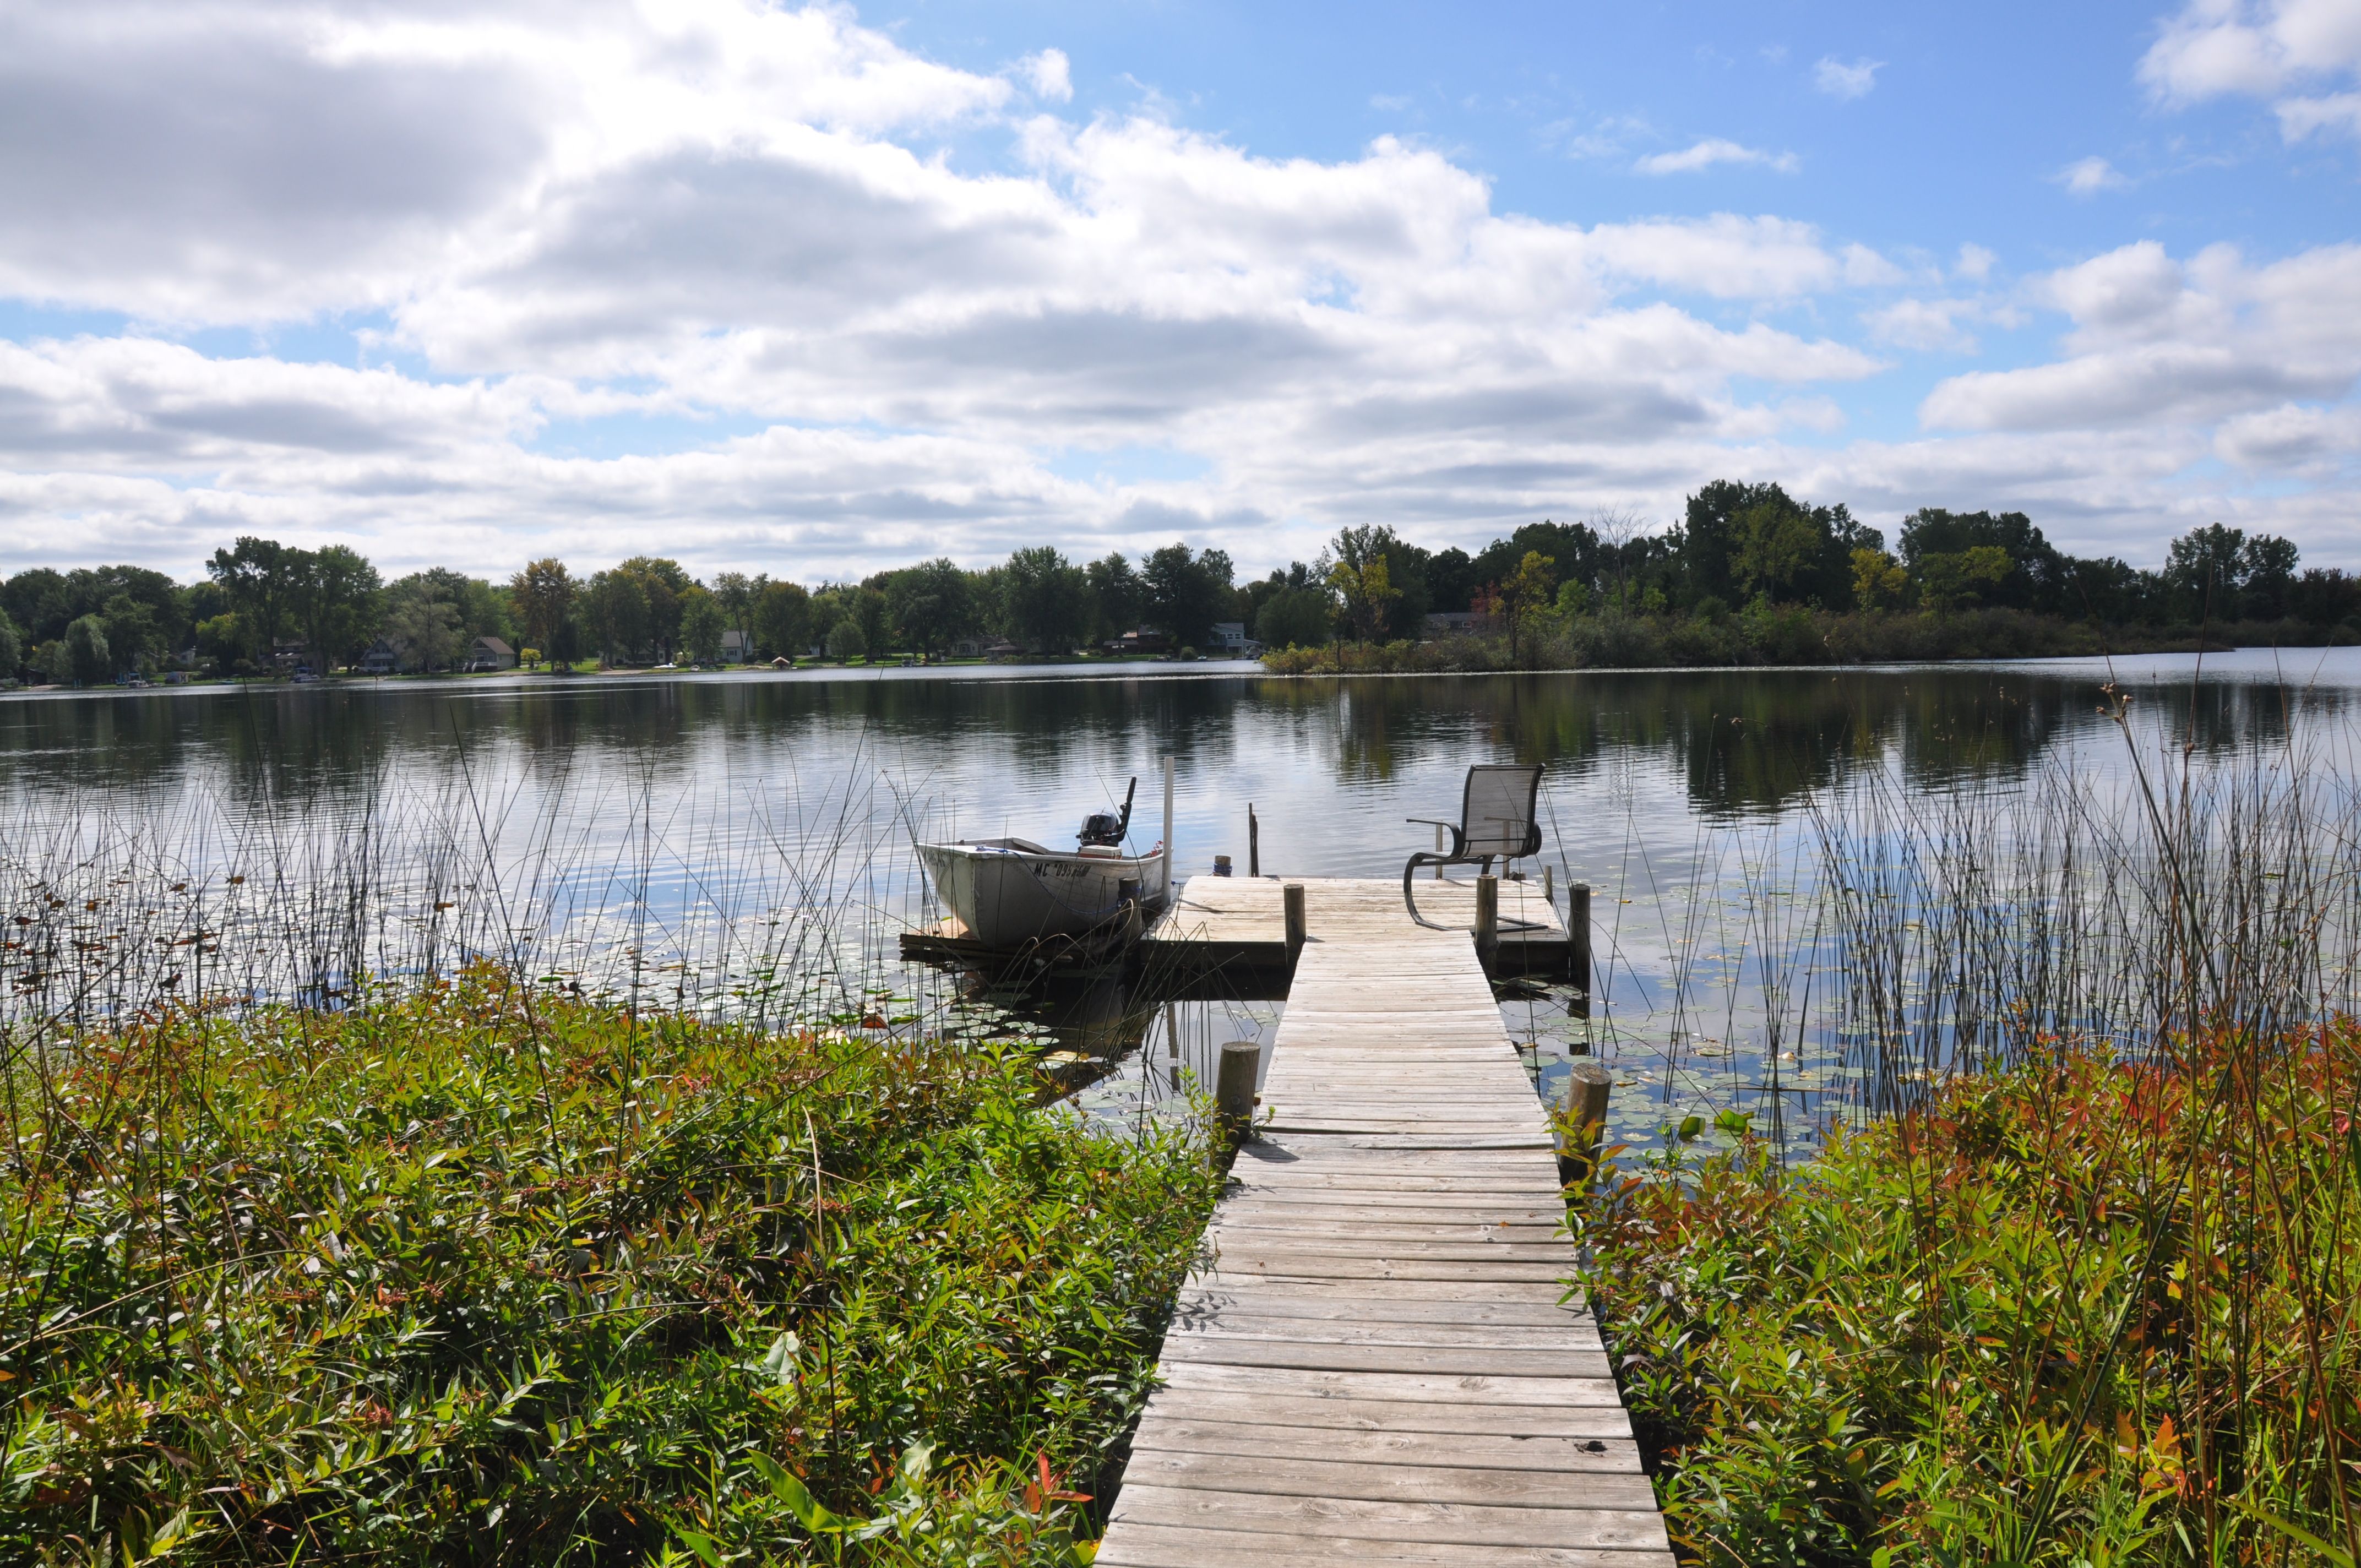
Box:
0;0;2355;581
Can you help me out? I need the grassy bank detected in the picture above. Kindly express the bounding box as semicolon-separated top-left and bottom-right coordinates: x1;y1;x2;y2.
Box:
0;967;1223;1564
1260;607;2352;674
1576;1022;2360;1567
1568;718;2361;1566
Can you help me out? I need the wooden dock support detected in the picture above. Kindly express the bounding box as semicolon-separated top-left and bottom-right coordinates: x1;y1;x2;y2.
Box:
1558;1059;1613;1181
1248;804;1260;878
1215;1039;1259;1140
1569;880;1592;1000
1473;874;1499;972
1281;882;1306;968
1097;906;1672;1566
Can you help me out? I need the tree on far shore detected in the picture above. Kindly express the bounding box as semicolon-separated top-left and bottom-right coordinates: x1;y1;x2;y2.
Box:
64;614;110;685
998;548;1083;654
888;558;981;657
509;558;576;668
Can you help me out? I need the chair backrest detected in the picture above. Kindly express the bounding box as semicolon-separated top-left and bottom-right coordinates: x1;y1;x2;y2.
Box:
1460;764;1543;858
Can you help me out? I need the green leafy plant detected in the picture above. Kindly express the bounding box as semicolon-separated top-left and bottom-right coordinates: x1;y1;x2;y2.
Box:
0;967;1222;1563
1577;1022;2361;1567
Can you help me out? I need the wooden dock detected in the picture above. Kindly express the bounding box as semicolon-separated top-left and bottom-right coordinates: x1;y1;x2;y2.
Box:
899;873;1573;993
1137;874;1573;992
1096;905;1671;1566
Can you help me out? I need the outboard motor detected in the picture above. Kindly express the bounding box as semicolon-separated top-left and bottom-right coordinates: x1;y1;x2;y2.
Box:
1078;776;1138;849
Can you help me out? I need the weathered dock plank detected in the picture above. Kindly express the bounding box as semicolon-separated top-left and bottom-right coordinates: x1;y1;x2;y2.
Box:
1138;874;1573;986
1096;890;1669;1565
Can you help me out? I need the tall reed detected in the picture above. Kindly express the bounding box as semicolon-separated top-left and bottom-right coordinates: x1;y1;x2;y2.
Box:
1579;685;2361;1565
0;741;1219;1562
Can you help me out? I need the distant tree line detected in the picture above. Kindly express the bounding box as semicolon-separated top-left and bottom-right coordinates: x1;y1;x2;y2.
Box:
2;483;2352;686
0;536;1245;684
1238;483;2360;654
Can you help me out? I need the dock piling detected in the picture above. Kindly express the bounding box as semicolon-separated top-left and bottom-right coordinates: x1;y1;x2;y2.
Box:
1281;882;1306;968
1570;880;1593;998
1247;803;1259;878
1559;1059;1614;1180
1214;1040;1259;1140
1474;874;1499;971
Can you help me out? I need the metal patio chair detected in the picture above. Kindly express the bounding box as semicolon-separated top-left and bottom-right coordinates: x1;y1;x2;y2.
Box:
1402;763;1548;931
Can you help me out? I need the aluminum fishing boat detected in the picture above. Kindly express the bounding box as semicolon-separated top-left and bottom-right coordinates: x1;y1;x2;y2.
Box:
917;771;1172;949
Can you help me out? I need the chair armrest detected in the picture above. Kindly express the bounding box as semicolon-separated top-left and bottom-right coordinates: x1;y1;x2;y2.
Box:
1406;818;1465;856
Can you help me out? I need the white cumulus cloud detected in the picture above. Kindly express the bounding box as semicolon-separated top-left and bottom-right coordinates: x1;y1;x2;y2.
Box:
1922;238;2361;434
1812;57;1884;99
2058;155;2129;194
1020;48;1073;102
1868;298;1983;353
1633;138;1800;176
0;0;2351;578
2141;0;2361;140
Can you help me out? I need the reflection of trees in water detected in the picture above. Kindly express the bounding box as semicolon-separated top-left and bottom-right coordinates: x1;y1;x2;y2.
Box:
2157;679;2351;756
1259;668;2093;815
1889;676;2074;799
1230;670;2058;815
6;666;2351;831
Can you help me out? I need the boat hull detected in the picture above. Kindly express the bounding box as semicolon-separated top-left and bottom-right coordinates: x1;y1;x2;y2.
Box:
917;840;1167;949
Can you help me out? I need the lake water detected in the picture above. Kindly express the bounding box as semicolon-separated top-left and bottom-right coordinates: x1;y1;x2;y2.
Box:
7;647;2358;1159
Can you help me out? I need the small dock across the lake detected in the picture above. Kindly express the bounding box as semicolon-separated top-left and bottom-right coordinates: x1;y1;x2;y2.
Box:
1095;885;1672;1567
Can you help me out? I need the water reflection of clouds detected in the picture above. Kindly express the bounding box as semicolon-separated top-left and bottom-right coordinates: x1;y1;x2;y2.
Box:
7;652;2359;1165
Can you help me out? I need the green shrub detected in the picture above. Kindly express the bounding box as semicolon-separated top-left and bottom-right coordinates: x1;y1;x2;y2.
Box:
1576;1027;2361;1567
0;969;1222;1564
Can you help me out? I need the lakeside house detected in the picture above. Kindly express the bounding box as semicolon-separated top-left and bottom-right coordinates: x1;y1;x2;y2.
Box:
942;634;1031;658
1210;622;1263;657
721;628;748;662
467;636;518;672
1424;611;1485;637
360;639;400;675
1102;627;1173;655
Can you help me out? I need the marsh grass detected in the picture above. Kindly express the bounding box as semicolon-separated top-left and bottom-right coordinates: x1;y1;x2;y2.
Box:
0;751;937;1037
1578;687;2361;1565
0;745;1223;1564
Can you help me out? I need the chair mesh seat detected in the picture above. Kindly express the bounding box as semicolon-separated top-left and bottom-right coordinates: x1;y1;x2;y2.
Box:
1401;764;1544;932
1460;764;1543;859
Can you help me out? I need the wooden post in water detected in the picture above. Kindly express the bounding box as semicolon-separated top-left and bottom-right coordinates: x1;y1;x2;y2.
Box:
1475;874;1499;973
1559;1059;1613;1180
1247;804;1260;878
1282;882;1306;971
1161;755;1176;903
1569;880;1593;1004
1215;1039;1259;1141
